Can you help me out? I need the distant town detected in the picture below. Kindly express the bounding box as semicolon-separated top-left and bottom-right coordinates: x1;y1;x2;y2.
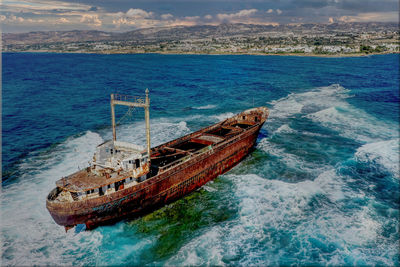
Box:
3;22;399;56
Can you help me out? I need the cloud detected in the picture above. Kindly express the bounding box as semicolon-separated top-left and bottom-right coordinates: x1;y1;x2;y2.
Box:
56;17;70;24
213;9;282;25
216;9;258;21
80;14;102;26
0;14;46;24
126;8;153;19
328;17;334;23
168;19;199;27
184;16;200;21
338;11;399;22
111;8;157;28
161;13;173;20
18;17;25;22
2;15;25;23
1;0;91;14
204;14;213;20
266;9;282;15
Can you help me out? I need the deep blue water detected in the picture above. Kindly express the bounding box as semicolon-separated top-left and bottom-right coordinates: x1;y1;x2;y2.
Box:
2;53;399;266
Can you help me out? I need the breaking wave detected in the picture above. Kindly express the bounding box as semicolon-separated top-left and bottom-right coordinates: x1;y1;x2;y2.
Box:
275;124;295;134
210;112;235;122
305;105;395;143
266;84;397;144
355;139;400;177
257;138;328;177
1;131;104;266
193;104;217;110
268;84;350;120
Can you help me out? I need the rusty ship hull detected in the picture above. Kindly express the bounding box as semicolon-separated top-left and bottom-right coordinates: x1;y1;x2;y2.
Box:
47;107;268;230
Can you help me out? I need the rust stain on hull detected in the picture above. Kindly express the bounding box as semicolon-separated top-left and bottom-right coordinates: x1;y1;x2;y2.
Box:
46;106;268;230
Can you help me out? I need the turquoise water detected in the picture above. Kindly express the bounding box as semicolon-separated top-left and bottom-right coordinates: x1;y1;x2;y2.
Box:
2;53;399;265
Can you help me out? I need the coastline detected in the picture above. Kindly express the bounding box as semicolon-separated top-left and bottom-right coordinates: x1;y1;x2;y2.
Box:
5;49;399;57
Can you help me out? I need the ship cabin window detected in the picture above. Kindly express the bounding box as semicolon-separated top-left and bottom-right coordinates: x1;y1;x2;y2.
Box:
91;189;94;193
135;159;140;168
86;190;90;194
107;184;110;189
99;187;104;196
255;117;258;122
242;116;245;120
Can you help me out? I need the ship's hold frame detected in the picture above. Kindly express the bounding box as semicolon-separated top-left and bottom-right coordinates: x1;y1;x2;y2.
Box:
46;91;269;230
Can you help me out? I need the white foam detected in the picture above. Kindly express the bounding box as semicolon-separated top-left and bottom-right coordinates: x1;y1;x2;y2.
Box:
268;84;349;121
163;174;327;265
210;112;235;122
264;83;396;143
313;169;360;202
275;124;296;134
274;124;326;138
305;105;395;143
163;170;396;265
1;131;105;266
104;119;191;148
235;173;392;265
257;139;326;174
266;84;396;144
269;95;304;119
193;104;217;110
165;228;225;266
355;139;400;177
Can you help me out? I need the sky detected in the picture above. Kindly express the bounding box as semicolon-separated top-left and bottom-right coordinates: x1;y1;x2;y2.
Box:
1;0;399;33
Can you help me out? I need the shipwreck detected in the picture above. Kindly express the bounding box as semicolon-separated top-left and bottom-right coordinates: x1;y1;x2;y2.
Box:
46;89;269;231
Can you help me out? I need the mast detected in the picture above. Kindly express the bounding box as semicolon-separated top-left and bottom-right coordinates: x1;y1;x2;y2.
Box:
145;88;151;159
110;90;151;160
111;94;116;141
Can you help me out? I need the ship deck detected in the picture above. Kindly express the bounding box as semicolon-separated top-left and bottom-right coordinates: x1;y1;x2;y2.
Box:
56;169;131;192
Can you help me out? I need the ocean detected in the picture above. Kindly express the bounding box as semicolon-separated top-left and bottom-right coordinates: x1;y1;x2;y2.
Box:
2;53;399;266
